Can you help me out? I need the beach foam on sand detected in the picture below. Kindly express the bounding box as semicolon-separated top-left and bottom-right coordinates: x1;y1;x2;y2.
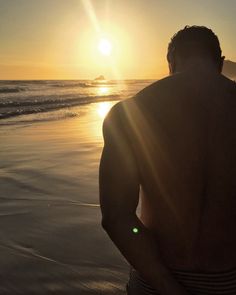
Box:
0;101;129;294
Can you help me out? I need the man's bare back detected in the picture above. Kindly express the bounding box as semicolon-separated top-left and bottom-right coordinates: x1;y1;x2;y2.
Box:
119;68;236;271
99;26;236;294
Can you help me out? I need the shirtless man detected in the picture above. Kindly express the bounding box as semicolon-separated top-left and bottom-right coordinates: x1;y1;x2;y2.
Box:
99;26;236;294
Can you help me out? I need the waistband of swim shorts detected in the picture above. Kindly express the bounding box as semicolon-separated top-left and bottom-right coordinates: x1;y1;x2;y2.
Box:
127;266;236;295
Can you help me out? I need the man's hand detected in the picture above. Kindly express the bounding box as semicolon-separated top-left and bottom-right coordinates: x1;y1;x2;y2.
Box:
158;272;190;295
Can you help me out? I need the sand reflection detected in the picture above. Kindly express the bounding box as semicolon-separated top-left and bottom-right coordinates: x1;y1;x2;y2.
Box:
88;101;116;142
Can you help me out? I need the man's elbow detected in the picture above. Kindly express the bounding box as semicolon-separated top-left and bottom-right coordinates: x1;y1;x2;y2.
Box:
101;215;118;232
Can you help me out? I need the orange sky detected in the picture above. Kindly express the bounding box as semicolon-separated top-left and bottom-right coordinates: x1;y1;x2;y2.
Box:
0;0;235;80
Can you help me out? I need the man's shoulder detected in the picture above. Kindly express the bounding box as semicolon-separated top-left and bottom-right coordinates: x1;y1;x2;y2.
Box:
135;75;178;99
114;76;177;109
106;75;177;121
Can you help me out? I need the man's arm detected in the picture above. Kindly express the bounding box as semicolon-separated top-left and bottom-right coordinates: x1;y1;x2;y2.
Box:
99;103;188;294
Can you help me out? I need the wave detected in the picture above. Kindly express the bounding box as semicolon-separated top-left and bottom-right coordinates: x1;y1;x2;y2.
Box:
0;93;120;108
0;79;153;122
0;94;120;120
51;81;123;88
51;82;97;88
0;87;27;93
0;111;79;126
0;79;153;94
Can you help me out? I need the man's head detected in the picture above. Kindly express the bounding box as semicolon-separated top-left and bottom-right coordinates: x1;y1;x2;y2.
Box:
167;26;224;74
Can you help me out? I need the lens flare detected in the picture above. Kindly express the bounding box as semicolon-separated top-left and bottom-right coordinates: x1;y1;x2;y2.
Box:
132;227;139;234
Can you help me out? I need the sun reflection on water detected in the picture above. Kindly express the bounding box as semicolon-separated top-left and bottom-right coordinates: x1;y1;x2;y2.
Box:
98;86;109;96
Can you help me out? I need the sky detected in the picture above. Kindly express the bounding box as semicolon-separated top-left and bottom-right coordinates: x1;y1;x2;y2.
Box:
0;0;235;80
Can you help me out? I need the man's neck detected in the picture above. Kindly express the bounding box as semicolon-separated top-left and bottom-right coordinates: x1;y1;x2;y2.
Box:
174;58;220;75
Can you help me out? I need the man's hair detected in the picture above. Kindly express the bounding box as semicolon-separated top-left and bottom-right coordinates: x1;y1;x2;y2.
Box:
167;26;222;64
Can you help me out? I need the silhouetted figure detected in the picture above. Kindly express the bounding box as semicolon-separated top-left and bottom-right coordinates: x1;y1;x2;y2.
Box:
99;26;236;295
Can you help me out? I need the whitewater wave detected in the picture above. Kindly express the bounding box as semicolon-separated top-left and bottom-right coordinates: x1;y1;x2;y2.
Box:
0;94;120;120
51;82;96;88
0;87;27;93
0;110;79;126
0;79;154;123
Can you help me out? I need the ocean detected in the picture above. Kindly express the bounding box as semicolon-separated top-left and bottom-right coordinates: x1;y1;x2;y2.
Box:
0;79;154;124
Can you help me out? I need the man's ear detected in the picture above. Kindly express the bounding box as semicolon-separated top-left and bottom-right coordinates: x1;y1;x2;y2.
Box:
219;56;225;73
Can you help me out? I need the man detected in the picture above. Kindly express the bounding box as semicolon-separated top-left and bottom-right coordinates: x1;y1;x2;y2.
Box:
99;26;236;294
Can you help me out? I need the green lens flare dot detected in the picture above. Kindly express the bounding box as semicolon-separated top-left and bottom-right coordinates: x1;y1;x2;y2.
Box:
132;227;139;234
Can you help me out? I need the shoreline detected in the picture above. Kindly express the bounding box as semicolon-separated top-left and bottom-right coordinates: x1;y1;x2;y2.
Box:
0;101;129;294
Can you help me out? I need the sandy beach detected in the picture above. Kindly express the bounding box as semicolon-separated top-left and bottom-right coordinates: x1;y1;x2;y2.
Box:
1;1;236;293
0;101;129;294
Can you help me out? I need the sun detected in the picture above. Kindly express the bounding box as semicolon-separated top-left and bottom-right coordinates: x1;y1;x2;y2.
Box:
98;38;112;56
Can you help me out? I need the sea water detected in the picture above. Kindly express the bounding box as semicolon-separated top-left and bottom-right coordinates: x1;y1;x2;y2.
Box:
0;79;154;124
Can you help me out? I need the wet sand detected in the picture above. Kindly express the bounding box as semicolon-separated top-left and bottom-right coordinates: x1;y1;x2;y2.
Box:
0;101;129;294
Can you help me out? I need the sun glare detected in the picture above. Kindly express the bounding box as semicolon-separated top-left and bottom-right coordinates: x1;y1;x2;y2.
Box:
98;38;112;56
97;102;112;119
98;86;109;95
